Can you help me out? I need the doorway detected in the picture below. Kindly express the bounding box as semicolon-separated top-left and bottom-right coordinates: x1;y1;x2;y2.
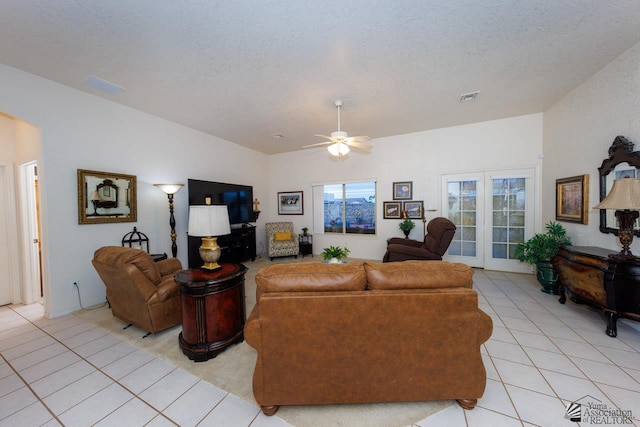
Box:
441;168;537;273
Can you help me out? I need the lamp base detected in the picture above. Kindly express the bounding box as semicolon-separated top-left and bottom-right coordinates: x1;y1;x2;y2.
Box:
199;237;222;271
615;210;639;257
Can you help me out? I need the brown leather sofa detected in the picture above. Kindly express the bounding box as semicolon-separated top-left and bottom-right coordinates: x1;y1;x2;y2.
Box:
383;217;456;262
92;246;183;336
245;260;493;416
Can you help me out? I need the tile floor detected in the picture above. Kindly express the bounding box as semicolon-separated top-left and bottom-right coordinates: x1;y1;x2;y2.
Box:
1;268;640;426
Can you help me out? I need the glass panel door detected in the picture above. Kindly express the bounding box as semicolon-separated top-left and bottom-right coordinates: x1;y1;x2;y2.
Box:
442;174;484;268
485;172;534;273
442;169;536;272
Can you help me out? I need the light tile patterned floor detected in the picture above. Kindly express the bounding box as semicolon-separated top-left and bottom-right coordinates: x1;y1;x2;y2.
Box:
1;269;639;426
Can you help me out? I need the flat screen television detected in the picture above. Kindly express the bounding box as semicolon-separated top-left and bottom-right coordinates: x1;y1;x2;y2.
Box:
187;179;253;226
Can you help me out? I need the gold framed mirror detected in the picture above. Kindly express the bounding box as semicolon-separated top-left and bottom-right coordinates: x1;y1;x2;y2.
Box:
77;169;137;224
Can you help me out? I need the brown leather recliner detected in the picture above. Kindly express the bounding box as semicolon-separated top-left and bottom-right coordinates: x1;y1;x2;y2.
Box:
383;217;456;262
92;246;183;335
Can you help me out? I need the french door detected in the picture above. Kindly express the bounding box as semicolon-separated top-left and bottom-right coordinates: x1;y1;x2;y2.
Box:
442;169;536;273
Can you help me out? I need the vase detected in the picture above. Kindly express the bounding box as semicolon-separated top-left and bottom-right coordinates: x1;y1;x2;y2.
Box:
403;229;410;238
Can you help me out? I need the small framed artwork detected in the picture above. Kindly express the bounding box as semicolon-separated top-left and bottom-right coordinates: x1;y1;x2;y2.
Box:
393;181;413;200
403;201;424;219
278;191;304;215
556;175;589;224
383;201;402;219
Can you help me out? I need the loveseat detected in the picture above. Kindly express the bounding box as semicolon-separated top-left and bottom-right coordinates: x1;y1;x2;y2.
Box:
245;260;493;416
92;246;183;336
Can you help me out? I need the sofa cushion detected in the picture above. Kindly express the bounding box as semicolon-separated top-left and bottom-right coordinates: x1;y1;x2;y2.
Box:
364;260;473;290
274;231;292;241
255;262;366;300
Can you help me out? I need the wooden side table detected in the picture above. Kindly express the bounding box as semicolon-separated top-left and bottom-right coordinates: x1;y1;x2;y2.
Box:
175;263;248;362
299;234;313;258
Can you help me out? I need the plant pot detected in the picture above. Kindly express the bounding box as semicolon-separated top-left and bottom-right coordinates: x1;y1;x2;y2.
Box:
327;257;342;264
402;229;410;238
535;260;559;295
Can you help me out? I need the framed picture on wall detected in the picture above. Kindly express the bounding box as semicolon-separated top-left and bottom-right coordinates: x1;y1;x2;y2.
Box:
556;174;589;224
383;201;402;219
403;201;424;219
393;181;413;200
278;191;304;215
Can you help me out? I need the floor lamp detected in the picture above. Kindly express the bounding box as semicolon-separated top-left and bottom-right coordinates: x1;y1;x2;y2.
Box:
154;184;184;258
594;177;640;258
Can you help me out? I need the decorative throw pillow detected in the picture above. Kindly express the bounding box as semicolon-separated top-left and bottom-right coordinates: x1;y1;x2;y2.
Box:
274;231;292;241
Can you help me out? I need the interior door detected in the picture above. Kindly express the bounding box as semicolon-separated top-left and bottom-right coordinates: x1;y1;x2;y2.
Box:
442;168;536;272
0;163;13;305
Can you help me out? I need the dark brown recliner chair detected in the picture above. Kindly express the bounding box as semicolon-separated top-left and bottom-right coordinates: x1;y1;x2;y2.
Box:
92;246;183;336
383;217;456;262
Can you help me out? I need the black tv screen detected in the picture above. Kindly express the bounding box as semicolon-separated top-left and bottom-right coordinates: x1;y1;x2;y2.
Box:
188;179;253;225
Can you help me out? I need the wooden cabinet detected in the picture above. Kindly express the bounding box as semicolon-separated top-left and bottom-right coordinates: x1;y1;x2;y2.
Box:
176;264;248;361
553;246;640;337
188;225;256;268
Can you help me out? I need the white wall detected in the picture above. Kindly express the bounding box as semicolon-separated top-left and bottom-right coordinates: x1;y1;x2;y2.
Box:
543;41;640;253
269;113;543;260
0;63;270;317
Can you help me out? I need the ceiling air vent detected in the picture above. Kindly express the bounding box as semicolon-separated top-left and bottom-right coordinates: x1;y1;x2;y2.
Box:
460;91;480;102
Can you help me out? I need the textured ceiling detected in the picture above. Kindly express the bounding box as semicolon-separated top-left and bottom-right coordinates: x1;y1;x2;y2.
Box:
2;1;640;154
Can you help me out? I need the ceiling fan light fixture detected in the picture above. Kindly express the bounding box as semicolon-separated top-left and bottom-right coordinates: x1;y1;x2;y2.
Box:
328;142;350;157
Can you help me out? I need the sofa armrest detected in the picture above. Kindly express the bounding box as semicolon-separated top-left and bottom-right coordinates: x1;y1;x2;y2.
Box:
387;237;423;248
244;306;261;348
157;257;182;276
477;309;493;345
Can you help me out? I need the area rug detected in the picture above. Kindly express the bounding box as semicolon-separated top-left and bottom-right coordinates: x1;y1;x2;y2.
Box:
75;256;451;427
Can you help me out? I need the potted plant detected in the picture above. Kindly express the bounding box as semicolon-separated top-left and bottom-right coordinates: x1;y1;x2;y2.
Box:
399;218;416;238
321;245;350;263
301;227;309;236
516;221;571;295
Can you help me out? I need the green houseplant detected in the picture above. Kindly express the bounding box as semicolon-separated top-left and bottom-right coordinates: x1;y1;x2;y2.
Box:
516;221;571;295
399;218;416;238
301;227;309;236
321;245;350;263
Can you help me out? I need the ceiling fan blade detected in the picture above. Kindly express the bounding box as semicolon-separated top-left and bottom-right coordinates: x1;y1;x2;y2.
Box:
303;141;333;148
347;141;373;150
313;134;335;141
347;135;371;142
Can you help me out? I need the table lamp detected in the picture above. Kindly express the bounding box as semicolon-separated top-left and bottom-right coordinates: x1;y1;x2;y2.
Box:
89;190;102;216
188;205;231;270
594;177;640;257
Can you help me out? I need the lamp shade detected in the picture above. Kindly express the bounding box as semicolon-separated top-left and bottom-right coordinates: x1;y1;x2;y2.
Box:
154;183;184;195
328;142;350;157
594;178;640;210
188;205;231;237
89;191;102;201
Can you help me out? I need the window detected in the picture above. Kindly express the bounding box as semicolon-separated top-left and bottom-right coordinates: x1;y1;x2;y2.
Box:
312;181;376;234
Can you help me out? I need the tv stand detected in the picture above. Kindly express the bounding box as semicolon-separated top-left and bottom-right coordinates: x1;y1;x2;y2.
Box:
218;225;256;264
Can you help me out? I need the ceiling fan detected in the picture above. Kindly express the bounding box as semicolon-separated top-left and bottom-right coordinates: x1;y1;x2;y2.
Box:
303;100;372;157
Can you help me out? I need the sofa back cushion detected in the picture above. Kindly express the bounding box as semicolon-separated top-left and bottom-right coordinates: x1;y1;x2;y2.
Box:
94;246;161;285
255;262;366;300
364;260;473;290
